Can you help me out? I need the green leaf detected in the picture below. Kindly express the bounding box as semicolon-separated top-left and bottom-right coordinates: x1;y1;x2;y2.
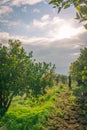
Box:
49;0;56;4
84;23;87;29
62;1;68;7
64;4;70;9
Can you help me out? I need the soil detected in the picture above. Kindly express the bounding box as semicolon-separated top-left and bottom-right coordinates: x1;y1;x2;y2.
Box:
44;86;87;130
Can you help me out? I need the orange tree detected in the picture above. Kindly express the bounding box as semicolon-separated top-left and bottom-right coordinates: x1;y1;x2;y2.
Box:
0;40;56;117
27;62;56;97
69;47;87;86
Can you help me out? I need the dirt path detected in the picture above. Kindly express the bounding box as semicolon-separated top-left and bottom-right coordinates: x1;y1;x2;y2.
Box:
44;87;87;130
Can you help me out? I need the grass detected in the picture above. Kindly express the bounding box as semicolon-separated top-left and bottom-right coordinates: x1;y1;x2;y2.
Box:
56;108;64;117
69;95;76;104
1;83;86;130
0;86;60;130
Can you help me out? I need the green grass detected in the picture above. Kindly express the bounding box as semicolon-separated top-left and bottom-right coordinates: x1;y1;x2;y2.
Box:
56;108;64;117
0;86;60;130
69;95;76;104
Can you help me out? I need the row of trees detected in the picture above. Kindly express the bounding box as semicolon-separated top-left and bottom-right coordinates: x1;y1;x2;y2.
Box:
0;40;56;117
69;47;87;86
1;39;86;117
55;74;68;85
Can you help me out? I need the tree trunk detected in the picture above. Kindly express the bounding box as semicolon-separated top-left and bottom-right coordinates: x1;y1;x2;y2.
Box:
0;91;15;118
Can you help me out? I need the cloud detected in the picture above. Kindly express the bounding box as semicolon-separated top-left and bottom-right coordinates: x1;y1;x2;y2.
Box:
22;37;83;74
0;30;87;74
72;52;80;56
22;6;27;12
1;0;43;5
32;15;63;30
0;0;43;8
3;0;10;2
32;15;86;40
0;0;10;4
49;24;85;39
0;6;13;15
1;14;85;42
11;0;43;6
0;32;9;40
0;30;86;47
1;13;85;41
33;9;40;13
0;32;10;44
33;19;48;29
41;14;50;21
0;32;50;46
0;19;30;29
33;14;50;29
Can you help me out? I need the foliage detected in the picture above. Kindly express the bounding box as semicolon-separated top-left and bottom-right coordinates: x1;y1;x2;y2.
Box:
56;108;64;117
0;40;56;117
49;0;87;29
69;95;76;104
69;47;87;86
0;86;58;130
27;62;56;97
55;74;67;85
0;40;31;117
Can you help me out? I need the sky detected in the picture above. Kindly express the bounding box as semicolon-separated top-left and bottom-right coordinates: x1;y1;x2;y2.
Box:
0;0;87;75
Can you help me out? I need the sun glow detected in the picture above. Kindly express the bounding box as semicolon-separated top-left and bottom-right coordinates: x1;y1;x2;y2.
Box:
52;23;84;40
58;25;76;39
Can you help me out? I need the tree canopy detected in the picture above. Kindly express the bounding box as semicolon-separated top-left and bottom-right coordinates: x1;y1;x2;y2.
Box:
69;47;87;86
0;40;56;117
49;0;87;29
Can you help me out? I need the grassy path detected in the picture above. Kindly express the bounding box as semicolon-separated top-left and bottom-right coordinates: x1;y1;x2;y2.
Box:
44;86;87;130
0;85;87;130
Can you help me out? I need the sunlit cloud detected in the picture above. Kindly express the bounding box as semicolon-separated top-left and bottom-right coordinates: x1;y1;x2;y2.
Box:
49;24;85;39
41;14;50;21
32;15;86;40
0;32;9;40
0;6;13;15
0;14;86;42
73;52;80;56
33;19;48;29
73;44;81;49
11;0;43;6
33;14;50;29
0;32;51;46
0;30;86;47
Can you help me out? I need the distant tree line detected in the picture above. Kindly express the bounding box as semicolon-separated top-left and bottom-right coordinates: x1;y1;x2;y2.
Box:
55;74;68;85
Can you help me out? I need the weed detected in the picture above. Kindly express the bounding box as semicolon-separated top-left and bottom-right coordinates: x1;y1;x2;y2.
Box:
0;86;59;130
56;109;64;117
69;95;76;104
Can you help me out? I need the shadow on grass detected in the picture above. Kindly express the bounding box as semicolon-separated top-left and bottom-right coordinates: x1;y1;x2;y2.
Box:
72;85;87;130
